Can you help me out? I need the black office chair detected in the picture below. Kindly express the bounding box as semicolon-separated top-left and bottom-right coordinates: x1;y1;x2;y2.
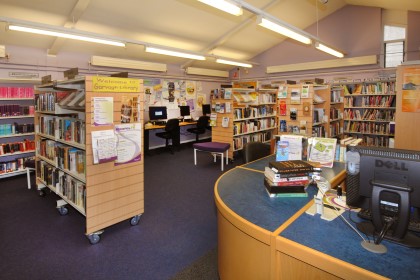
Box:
155;118;180;154
242;141;271;163
187;116;209;142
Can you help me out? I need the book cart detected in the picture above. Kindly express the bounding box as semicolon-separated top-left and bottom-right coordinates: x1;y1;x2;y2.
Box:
34;76;144;244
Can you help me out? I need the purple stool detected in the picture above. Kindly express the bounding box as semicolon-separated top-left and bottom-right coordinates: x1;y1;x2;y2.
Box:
193;142;230;171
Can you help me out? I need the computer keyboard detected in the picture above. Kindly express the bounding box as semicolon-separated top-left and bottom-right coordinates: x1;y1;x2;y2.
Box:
358;208;420;233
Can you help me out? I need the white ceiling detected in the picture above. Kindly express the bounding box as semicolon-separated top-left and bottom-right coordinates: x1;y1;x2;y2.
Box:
0;0;419;71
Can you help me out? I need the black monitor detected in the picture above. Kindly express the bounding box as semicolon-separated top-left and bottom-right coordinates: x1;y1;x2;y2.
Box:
346;146;420;248
149;106;167;121
179;105;190;118
202;104;211;116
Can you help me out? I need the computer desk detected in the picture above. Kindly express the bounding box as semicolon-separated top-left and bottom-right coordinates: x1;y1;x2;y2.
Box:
144;121;196;154
215;155;420;280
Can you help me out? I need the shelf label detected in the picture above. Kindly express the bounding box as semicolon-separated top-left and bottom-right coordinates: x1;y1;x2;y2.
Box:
92;77;140;93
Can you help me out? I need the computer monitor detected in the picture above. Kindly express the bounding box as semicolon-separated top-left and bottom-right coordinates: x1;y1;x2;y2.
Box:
149;106;167;121
202;104;211;116
346;145;420;248
179;105;190;118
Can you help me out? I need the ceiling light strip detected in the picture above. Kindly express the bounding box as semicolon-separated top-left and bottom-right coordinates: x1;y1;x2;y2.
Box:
315;42;344;58
8;25;125;47
145;46;206;60
216;58;252;68
198;0;243;16
257;16;311;45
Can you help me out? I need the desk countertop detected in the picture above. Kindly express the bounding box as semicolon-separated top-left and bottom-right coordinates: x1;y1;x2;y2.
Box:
215;155;420;280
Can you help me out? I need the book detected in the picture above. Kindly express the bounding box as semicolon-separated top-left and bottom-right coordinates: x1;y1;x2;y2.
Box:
269;160;320;174
264;167;310;181
279;100;287;116
210;113;217;127
264;178;306;194
264;176;309;187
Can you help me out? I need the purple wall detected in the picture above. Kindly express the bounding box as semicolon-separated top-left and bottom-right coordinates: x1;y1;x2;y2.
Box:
407;11;420;61
243;5;382;79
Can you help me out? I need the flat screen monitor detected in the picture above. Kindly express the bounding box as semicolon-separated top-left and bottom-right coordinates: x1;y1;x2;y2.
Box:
346;145;420;248
149;106;167;121
202;104;211;116
179;105;190;117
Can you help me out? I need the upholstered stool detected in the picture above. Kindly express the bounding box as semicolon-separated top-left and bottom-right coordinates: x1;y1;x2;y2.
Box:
193;142;230;171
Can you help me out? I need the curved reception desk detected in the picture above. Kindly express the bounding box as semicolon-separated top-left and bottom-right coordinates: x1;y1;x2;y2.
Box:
214;155;420;280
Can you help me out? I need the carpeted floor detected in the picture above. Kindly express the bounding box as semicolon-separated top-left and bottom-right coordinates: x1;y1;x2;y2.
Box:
171;247;218;280
0;143;241;279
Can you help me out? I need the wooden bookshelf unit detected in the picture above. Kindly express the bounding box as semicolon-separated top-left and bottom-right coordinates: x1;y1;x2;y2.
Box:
34;76;144;244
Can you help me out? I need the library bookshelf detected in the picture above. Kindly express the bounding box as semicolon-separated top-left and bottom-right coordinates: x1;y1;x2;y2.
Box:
277;84;330;138
210;83;277;160
34;76;144;244
0;80;38;187
340;79;396;147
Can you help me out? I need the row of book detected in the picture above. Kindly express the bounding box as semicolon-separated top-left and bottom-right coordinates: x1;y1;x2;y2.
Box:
329;122;342;138
0;123;35;136
234;105;275;120
343;81;396;95
38;115;86;145
329;107;342;120
330;89;343;103
312;125;326;138
0;139;35;155
233;118;276;135
343;108;395;121
344;95;395;108
345;121;392;135
257;92;276;104
37;139;85;176
232;132;272;150
264;160;321;197
335;137;363;162
0;156;34;174
0;87;34;98
0;104;35;117
35;90;85;112
37;160;86;210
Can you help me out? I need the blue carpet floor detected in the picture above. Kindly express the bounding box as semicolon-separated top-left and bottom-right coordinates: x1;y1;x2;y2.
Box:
0;144;242;280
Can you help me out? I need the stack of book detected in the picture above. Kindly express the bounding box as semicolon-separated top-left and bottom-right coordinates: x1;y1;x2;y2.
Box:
264;160;321;197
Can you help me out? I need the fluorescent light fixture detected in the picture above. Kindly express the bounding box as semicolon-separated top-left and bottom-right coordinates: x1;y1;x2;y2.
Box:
145;46;205;60
198;0;243;16
266;55;377;73
8;25;125;47
216;58;252;68
186;67;229;77
91;56;167;72
257;16;311;45
315;42;344;58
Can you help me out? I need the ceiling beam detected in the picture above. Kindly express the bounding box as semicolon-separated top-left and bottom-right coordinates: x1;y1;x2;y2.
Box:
47;0;91;55
181;0;280;69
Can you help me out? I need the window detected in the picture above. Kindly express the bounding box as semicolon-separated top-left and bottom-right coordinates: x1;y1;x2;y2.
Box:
384;25;406;68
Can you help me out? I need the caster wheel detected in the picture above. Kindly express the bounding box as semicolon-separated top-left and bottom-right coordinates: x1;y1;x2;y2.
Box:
58;206;68;216
39;190;46;197
87;234;101;245
130;215;141;226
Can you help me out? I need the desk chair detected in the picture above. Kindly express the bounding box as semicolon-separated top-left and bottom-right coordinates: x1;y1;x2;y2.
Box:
155;118;180;154
187;116;209;142
242;142;271;163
